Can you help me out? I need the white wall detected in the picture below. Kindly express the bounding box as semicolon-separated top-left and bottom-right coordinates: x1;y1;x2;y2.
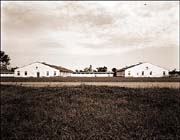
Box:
71;73;113;77
124;63;169;77
14;62;60;77
60;72;72;77
0;73;14;77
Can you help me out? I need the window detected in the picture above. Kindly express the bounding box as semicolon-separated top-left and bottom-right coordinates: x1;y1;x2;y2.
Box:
54;71;56;76
47;71;49;76
150;71;152;75
137;73;139;75
36;66;38;69
25;71;27;76
142;71;144;75
146;67;149;70
128;71;131;76
163;71;166;76
17;71;20;76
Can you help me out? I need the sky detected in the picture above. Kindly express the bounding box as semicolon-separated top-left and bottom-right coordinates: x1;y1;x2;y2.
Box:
1;1;179;71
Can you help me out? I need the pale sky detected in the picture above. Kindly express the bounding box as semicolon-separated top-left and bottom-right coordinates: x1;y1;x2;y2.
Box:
1;1;179;71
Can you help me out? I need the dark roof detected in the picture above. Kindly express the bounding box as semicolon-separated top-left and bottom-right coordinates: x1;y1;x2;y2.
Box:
42;62;74;73
117;63;143;72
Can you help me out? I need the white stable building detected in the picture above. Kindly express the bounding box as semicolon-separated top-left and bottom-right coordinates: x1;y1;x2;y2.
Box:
14;62;73;77
116;62;169;77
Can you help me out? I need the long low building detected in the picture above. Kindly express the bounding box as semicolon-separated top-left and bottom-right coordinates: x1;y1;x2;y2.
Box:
116;62;169;77
72;72;114;77
14;62;73;77
0;69;14;77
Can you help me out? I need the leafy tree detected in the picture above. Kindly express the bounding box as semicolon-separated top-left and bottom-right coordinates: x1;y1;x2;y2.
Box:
112;68;117;77
84;67;89;72
89;65;92;72
96;66;107;72
0;51;10;68
83;65;93;72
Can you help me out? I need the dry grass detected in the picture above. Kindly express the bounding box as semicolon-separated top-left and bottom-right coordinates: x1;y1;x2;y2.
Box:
1;77;180;82
1;85;180;140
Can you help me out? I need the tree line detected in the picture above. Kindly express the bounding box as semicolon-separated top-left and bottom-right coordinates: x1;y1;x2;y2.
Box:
75;65;117;76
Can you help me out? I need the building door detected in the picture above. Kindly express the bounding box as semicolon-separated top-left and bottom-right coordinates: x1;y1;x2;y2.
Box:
37;72;40;78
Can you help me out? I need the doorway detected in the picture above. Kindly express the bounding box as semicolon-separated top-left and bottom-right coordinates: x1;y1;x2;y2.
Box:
37;72;40;78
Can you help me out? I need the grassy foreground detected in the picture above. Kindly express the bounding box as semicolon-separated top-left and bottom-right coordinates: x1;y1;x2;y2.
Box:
1;85;180;140
1;77;180;82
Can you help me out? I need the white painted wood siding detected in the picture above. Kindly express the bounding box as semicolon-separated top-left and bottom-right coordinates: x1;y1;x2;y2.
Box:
14;62;60;77
124;63;169;77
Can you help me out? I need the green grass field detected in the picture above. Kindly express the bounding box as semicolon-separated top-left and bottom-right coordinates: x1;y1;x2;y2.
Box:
1;85;180;140
1;77;180;82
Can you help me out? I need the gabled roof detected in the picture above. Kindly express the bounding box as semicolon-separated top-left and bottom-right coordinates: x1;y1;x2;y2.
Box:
41;62;74;73
117;62;143;72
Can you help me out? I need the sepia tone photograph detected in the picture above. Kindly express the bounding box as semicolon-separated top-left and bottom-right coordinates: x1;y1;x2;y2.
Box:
1;1;180;140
